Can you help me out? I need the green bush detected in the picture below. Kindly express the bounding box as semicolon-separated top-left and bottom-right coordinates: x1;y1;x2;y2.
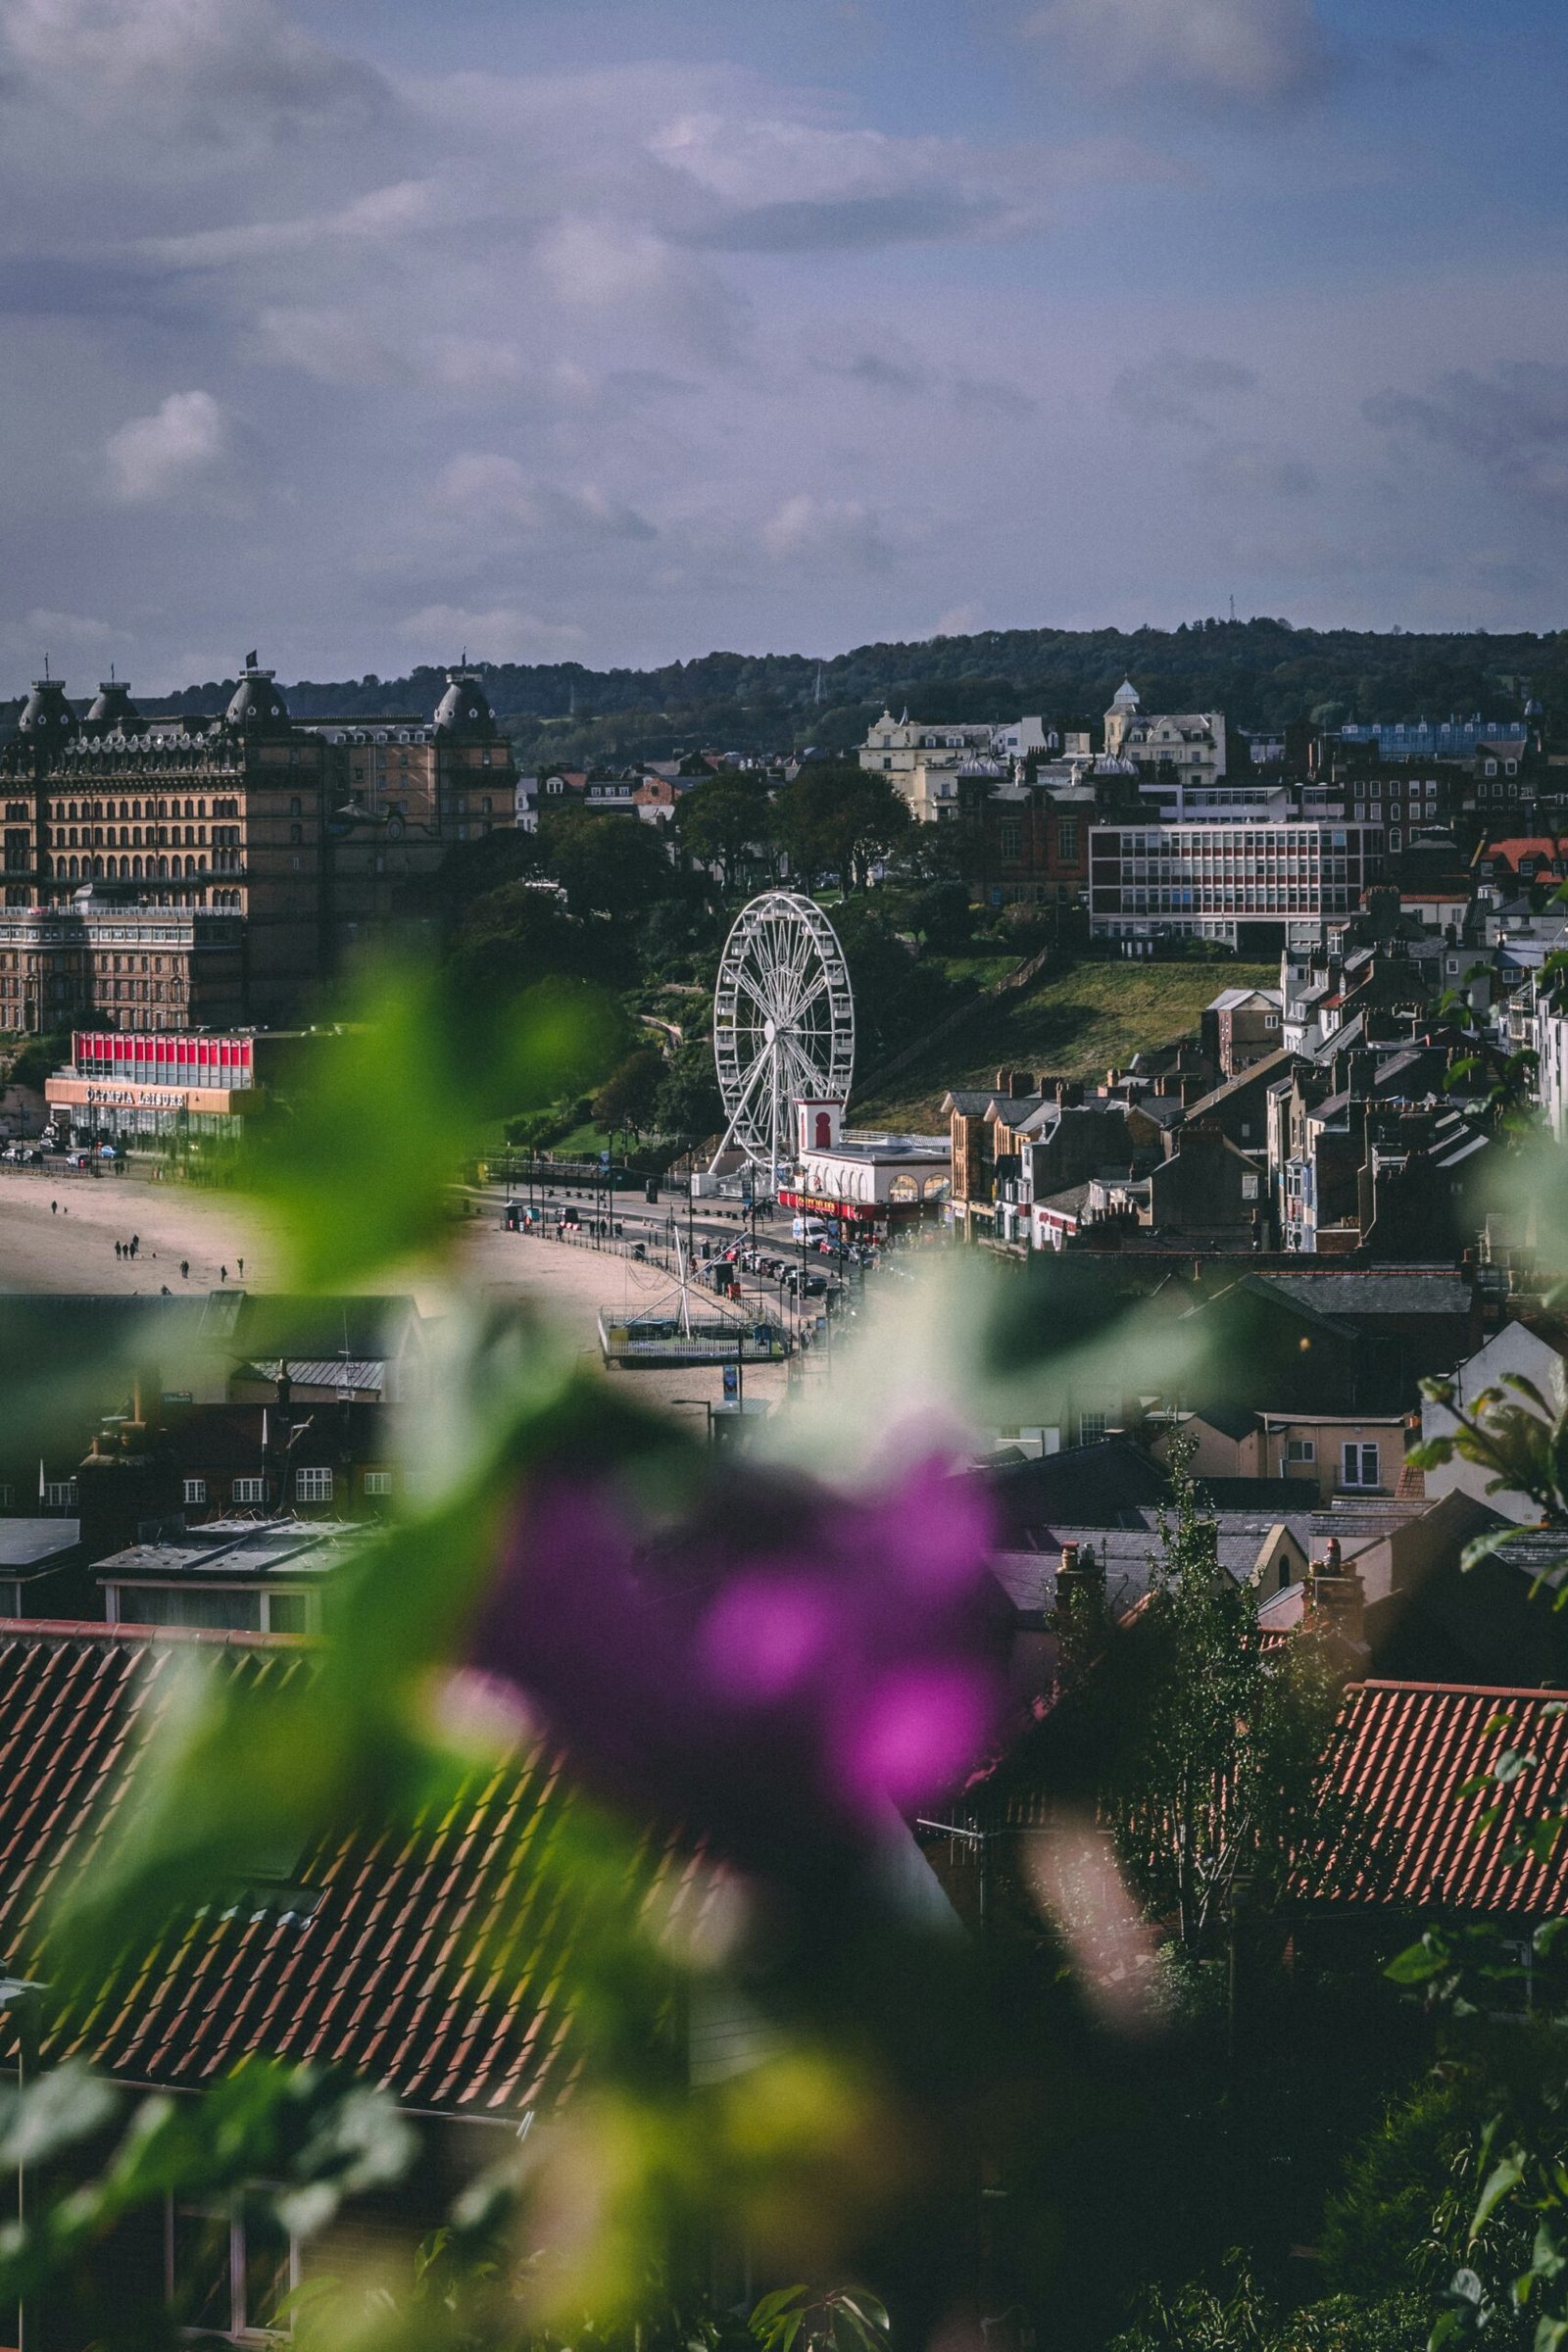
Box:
1111;2255;1428;2352
1318;2078;1480;2301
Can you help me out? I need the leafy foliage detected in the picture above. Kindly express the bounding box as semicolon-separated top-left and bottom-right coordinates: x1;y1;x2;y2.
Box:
1110;2254;1428;2352
1098;1443;1351;1958
771;764;909;894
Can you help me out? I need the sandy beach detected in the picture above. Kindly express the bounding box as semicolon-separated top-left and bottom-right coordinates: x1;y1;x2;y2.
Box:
0;1166;788;1425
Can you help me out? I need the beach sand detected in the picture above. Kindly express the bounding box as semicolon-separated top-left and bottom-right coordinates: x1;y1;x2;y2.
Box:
0;1167;788;1426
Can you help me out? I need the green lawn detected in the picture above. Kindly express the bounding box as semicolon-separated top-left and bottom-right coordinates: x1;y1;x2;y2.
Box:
854;957;1278;1131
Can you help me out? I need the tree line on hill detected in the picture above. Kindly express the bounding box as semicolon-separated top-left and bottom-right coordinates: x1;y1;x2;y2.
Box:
24;617;1560;773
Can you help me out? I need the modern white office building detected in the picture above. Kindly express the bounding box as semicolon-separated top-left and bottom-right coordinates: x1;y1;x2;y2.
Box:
1089;819;1386;950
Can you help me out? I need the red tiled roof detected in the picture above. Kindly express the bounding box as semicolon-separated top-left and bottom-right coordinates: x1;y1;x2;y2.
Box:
1310;1680;1568;1916
0;1622;702;2118
1479;837;1568;862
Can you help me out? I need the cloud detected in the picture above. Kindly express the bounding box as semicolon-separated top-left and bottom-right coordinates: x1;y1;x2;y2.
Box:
931;604;987;638
251;306;404;387
819;345;930;397
1365;362;1568;460
1193;441;1319;498
952;371;1038;419
0;607;133;667
761;495;895;570
140;179;454;271
1025;0;1337;106
814;344;1036;418
397;604;589;662
534;215;748;365
431;453;658;542
1365;363;1568;509
1113;350;1257;430
685;190;1016;253
105;388;229;503
649;106;1040;249
0;0;388;139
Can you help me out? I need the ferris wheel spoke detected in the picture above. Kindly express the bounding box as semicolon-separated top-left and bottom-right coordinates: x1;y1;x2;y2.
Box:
778;969;829;1028
734;965;776;1025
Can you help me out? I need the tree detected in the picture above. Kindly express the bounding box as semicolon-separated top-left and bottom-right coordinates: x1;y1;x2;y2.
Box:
400;827;545;935
446;882;618;994
654;1041;723;1144
674;772;775;890
771;764;910;893
1101;1443;1348;1959
539;811;676;921
829;901;953;1063
593;1045;665;1138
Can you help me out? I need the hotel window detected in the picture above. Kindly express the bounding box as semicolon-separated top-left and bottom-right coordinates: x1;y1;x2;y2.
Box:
1341;1443;1380;1489
231;1477;266;1506
45;1480;77;1509
364;1469;393;1496
295;1467;333;1503
1286;1438;1316;1465
182;1479;207;1506
999;821;1021;858
1077;1410;1108;1446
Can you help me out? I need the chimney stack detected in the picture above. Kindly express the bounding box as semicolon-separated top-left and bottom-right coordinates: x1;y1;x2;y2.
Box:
1303;1542;1364;1648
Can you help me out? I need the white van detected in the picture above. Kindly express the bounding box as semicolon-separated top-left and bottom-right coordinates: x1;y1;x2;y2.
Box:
792;1215;828;1244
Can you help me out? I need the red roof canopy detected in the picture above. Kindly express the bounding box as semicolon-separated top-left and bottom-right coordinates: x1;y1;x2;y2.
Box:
0;1622;704;2116
1310;1680;1568;1917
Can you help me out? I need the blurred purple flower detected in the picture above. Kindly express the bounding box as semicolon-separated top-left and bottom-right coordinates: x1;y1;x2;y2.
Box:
471;1453;1004;1872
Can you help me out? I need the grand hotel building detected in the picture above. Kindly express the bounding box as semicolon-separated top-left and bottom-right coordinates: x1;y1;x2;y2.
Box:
0;661;515;1032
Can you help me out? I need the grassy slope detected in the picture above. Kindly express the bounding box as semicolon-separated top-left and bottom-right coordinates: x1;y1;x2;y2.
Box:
854;959;1278;1132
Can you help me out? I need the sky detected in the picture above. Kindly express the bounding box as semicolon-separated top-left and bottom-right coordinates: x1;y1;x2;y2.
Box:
1;0;1566;693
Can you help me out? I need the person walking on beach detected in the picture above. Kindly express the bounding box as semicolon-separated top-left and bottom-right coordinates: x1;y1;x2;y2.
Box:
180;1260;189;1280
50;1200;56;1216
237;1257;244;1279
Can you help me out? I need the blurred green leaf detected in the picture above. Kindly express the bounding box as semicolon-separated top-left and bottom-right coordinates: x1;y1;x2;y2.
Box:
252;960;624;1290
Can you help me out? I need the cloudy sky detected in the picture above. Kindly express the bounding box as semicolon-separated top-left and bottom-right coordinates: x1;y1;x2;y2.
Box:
0;0;1564;692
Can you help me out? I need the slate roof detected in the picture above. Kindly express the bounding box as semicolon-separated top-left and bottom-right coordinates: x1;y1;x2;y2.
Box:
0;1622;705;2118
1180;1048;1298;1122
1310;1682;1568;1916
1188;1400;1261;1442
1255;1270;1472;1319
985;1440;1168;1538
0;1521;80;1570
988;1507;1317;1622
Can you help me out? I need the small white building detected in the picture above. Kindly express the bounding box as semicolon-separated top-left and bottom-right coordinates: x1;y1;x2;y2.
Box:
781;1132;952;1235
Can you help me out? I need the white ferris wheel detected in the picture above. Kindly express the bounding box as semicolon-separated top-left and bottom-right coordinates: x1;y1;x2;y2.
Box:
710;891;855;1179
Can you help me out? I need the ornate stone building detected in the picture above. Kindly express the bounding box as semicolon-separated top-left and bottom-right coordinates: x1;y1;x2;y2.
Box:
0;660;515;1031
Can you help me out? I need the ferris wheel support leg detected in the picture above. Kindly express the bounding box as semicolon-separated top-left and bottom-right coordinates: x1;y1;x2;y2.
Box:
706;1043;771;1176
